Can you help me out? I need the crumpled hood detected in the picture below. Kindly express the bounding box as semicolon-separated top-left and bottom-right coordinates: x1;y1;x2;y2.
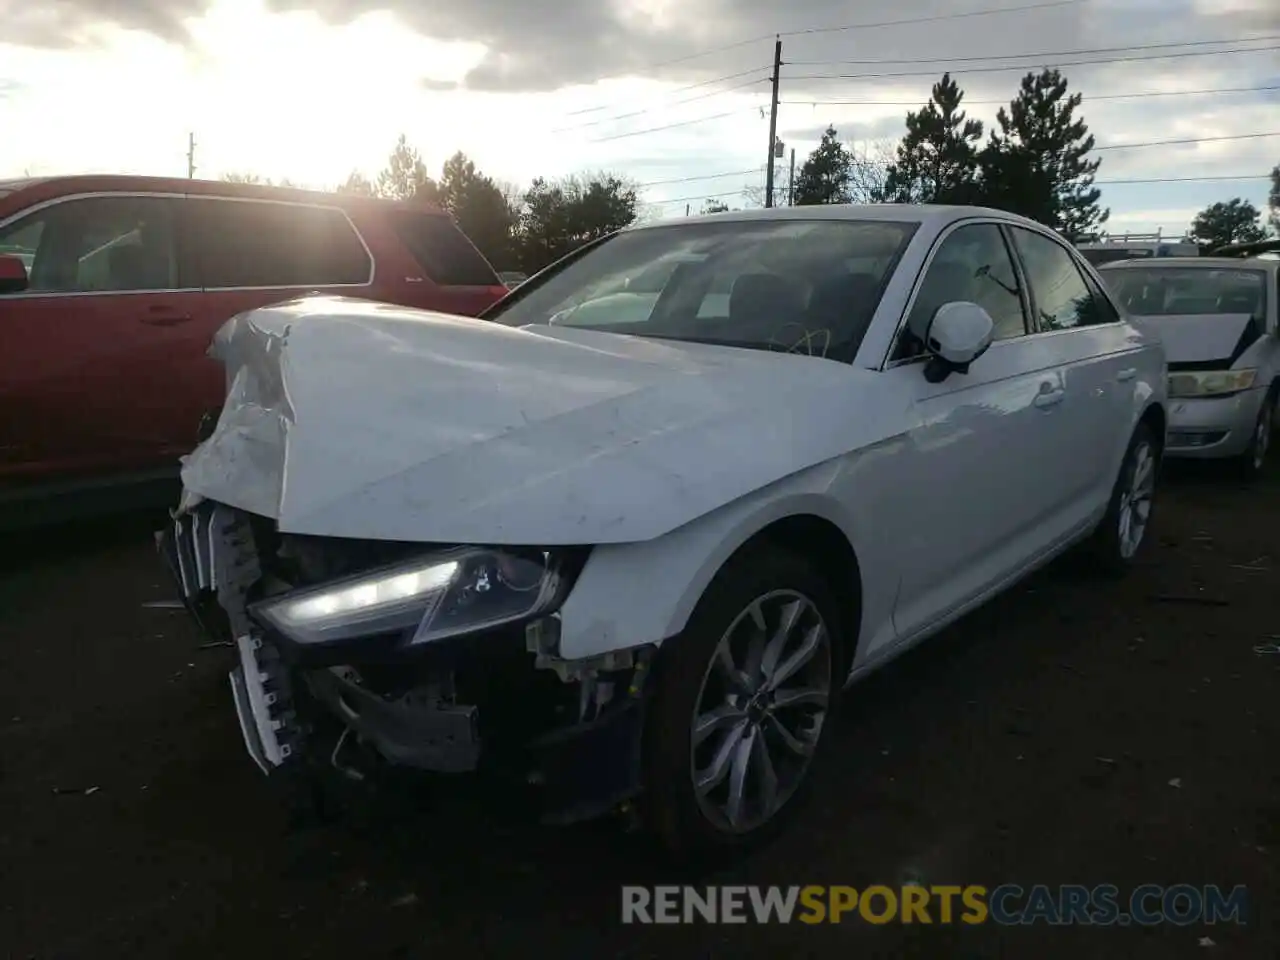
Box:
1131;312;1257;365
180;296;900;545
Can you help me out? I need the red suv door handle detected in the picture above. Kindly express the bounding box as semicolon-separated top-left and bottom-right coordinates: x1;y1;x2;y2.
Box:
139;312;193;326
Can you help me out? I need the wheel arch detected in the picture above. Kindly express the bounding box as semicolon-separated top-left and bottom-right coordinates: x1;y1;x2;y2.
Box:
1139;400;1166;451
554;474;872;662
733;514;863;673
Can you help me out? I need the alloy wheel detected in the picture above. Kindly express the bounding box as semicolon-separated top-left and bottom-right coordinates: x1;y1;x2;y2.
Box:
689;589;832;834
1118;440;1156;559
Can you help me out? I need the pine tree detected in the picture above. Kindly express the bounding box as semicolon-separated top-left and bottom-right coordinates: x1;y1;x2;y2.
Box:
882;74;984;205
979;69;1107;237
375;134;439;203
792;126;855;205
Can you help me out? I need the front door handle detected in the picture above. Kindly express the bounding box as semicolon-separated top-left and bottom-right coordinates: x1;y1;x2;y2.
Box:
1117;368;1137;382
1034;384;1065;409
140;313;193;326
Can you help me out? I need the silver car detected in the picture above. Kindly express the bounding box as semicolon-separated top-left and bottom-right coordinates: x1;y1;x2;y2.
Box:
1100;256;1279;478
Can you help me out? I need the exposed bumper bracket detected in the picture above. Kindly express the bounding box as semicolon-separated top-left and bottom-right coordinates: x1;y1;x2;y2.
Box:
305;668;482;773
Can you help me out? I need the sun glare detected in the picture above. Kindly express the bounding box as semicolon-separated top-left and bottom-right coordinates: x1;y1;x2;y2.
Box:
181;0;486;186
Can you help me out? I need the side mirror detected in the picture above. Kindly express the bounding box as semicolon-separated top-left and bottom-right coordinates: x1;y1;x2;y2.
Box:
922;301;995;383
0;253;29;294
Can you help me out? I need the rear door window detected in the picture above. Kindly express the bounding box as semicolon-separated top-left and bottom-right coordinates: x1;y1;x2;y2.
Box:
389;210;499;287
0;195;181;294
188;199;371;289
1010;227;1114;330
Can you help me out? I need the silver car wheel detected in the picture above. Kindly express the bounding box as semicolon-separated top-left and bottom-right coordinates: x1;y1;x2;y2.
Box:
689;589;832;834
1118;440;1156;559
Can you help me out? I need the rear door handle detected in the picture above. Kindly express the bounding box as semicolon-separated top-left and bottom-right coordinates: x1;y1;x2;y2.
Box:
1034;383;1065;409
1117;368;1137;381
139;313;193;327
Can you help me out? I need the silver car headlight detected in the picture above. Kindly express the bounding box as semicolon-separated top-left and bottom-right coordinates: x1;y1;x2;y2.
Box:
1168;368;1257;398
249;548;569;647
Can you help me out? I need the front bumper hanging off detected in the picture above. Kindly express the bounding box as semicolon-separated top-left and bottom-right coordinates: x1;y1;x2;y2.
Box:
156;501;652;824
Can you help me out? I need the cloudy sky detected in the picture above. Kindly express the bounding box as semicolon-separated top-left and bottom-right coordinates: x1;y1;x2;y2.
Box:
1;0;1276;234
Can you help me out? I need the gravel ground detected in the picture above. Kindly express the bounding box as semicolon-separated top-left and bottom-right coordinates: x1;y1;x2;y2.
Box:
1;462;1277;959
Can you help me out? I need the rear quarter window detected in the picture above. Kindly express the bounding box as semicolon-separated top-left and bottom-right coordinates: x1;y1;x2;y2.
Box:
389;211;499;287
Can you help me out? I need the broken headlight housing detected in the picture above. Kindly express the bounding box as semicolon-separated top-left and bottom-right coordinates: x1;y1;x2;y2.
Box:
249;547;569;647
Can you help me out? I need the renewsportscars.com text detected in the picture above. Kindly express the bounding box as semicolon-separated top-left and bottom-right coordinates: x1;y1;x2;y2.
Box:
621;884;1250;926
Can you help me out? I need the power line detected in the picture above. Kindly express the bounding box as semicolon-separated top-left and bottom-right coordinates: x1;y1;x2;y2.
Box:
1097;174;1273;185
640;171;1275;204
588;91;1280;155
785;34;1280;67
560;0;1088;122
645;171;1274;208
781;0;1087;41
1094;131;1279;151
562;65;770;118
588;109;757;143
635;168;763;188
779;82;1280;106
552;75;768;133
785;41;1280;82
646;188;758;207
642;0;1089;73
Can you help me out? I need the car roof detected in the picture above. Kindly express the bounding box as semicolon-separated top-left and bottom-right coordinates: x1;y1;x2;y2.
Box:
0;174;448;215
1099;256;1278;272
627;203;1053;234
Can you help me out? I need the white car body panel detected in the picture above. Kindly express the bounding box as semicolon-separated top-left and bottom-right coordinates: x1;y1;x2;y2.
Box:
179;204;1167;687
182;296;914;546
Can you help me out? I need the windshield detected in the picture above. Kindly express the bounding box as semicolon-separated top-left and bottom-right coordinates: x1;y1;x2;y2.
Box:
1100;266;1267;318
488;218;919;359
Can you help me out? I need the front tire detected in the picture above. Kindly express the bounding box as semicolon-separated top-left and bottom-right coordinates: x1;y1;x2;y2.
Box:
1085;420;1160;576
1232;389;1275;483
642;545;847;860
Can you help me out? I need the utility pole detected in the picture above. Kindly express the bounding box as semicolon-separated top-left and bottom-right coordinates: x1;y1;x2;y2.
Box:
764;36;782;208
187;133;196;179
787;147;796;207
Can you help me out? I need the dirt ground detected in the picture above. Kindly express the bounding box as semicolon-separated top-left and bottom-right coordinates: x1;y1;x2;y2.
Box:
1;461;1277;959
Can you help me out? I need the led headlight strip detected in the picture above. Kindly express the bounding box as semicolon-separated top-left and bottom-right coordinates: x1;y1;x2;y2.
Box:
250;547;565;646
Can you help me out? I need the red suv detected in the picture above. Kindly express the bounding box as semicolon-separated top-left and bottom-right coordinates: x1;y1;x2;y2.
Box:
0;175;509;529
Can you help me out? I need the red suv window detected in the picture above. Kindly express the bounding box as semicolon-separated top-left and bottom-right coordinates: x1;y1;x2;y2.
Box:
0;195;182;293
388;210;500;287
187;198;371;289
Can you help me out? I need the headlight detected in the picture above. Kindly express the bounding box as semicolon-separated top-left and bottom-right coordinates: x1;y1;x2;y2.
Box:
249;548;567;646
1168;368;1256;398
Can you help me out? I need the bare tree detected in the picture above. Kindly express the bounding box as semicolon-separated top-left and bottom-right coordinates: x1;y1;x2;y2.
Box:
846;139;895;203
742;136;893;207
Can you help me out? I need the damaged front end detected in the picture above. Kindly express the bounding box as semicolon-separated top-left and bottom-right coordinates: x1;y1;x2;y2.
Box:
157;499;653;825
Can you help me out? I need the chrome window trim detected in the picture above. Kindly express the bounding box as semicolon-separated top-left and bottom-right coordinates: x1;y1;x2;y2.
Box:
0;190;375;299
880;215;1124;371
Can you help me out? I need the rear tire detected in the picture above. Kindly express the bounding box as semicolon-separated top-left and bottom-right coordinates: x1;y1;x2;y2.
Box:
1084;420;1160;576
641;545;848;861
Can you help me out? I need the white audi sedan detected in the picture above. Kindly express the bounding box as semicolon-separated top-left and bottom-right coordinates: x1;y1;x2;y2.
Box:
160;204;1167;857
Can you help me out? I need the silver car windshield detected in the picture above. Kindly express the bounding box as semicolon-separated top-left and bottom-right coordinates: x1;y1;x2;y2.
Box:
487;218;919;360
1102;266;1267;318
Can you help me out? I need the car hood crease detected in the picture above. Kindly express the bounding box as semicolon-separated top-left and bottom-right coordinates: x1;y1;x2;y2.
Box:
1132;312;1257;365
180;296;901;545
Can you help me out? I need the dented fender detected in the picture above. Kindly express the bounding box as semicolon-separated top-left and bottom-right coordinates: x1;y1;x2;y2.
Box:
554;448;906;670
